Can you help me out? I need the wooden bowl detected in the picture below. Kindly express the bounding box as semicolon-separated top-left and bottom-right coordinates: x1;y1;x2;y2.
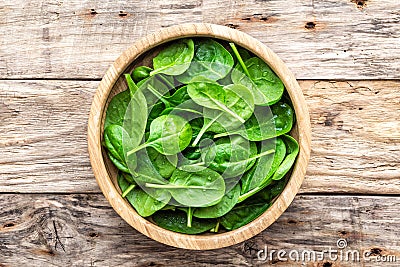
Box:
88;23;311;250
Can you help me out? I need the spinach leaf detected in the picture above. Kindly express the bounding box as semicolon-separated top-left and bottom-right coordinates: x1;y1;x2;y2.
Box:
127;115;192;156
122;86;148;148
132;66;152;82
187;82;245;123
220;197;270;231
118;172;168;217
194;183;240;218
231;49;284;105
104;90;130;129
192;84;255;146
202;136;269;178
151;39;194;76
137;75;171;107
176;39;234;83
272;135;299;180
214;102;293;141
146;167;225;207
107;151;130;173
240;138;286;195
147;147;178;178
104;125;136;172
151;210;216;234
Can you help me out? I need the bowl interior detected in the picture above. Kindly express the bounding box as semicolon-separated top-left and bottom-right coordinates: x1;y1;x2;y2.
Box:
101;38;300;200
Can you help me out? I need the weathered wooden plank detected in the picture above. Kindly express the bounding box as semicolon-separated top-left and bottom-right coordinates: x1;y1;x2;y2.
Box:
1;0;399;79
1;80;399;193
0;194;399;266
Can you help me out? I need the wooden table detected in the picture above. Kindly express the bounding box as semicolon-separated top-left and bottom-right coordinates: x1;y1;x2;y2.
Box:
1;1;399;266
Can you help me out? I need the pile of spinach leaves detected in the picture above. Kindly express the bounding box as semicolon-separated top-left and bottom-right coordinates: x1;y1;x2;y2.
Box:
103;38;299;234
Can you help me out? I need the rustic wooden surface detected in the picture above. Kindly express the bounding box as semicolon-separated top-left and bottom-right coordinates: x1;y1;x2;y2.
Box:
1;0;399;265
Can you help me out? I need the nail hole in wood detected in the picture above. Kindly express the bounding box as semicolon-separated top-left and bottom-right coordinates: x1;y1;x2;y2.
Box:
369;248;382;256
323;262;332;267
90;9;97;15
305;22;316;29
89;232;99;237
225;23;239;29
119;11;128;17
4;222;15;228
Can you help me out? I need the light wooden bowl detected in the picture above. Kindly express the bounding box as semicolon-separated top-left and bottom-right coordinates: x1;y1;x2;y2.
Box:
88;23;311;250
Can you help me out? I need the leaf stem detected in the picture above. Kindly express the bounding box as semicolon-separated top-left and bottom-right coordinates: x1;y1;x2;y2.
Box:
126;142;149;156
192;116;220;147
237;179;273;203
121;184;135;198
213;131;231;139
124;74;139;98
187;207;193;228
147;84;170;108
229;43;251;77
157;75;175;89
145;183;208;189
209;96;245;123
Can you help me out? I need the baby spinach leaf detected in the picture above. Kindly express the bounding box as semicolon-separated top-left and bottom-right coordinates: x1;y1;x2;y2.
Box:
272;135;299;181
127;115;192;156
132;66;152;83
220;197;270;230
118;172;168;217
214;102;293;141
146;167;225;207
176;39;234;83
231;53;284;105
147;147;178;178
104;125;137;171
107;151;130;173
146;101;165;131
240;138;286;195
192;84;255;146
187;82;245;123
188;83;254;146
104;90;130;129
194;183;241;219
151;210;216;234
151;39;194;76
202;136;264;178
137;75;171;107
122;88;148;148
238;137;292;203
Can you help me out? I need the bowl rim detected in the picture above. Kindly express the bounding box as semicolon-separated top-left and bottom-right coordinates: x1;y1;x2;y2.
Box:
88;23;311;250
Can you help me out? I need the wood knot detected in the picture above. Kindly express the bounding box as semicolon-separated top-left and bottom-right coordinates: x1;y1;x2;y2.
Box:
323;262;332;267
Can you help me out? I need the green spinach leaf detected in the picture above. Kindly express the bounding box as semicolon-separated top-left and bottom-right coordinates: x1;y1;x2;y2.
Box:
151;39;195;76
272;135;299;180
146;167;225;207
194;183;240;218
127;115;192;156
152;210;216;234
231;50;284;105
176;39;234;83
214;102;293;141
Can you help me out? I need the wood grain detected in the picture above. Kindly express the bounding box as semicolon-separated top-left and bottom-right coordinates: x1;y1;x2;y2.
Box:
1;0;399;80
0;194;399;266
1;80;399;194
